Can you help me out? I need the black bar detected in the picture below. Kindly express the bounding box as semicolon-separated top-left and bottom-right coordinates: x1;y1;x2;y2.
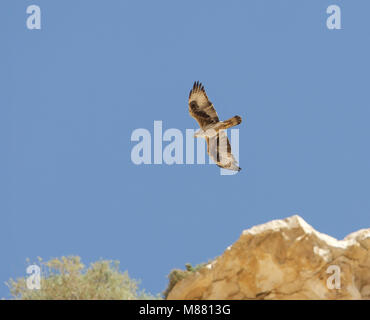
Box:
0;300;368;319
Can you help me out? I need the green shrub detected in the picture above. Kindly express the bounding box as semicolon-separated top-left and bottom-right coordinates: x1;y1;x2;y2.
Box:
163;262;208;299
7;256;160;300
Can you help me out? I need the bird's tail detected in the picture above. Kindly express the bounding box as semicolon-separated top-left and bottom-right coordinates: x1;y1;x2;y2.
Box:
216;161;241;172
219;115;242;130
202;115;242;138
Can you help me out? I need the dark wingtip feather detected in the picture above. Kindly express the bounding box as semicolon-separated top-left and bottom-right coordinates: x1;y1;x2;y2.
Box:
189;81;206;99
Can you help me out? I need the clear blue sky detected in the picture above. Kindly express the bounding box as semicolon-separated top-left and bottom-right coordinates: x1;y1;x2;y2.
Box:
1;0;369;298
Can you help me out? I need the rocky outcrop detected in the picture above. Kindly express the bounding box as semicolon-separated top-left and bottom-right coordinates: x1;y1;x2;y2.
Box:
167;215;370;300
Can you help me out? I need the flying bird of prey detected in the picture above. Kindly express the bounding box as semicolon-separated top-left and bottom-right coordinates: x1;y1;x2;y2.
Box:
188;81;242;171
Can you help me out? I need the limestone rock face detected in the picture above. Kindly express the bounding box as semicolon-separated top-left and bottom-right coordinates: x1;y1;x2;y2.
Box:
167;215;370;300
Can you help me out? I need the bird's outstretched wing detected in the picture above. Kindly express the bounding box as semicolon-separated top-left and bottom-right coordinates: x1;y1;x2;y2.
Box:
207;130;241;172
188;81;219;129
